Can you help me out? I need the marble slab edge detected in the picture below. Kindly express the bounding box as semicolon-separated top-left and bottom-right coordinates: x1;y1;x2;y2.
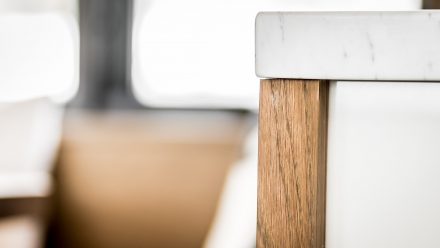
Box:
255;11;440;81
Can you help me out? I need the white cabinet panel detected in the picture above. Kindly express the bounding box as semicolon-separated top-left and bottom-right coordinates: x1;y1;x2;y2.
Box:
327;81;440;247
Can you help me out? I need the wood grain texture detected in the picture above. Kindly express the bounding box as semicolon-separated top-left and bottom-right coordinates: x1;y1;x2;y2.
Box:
423;0;440;9
257;79;329;248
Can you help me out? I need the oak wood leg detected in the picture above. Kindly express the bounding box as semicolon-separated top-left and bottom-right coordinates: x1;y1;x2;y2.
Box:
257;79;329;248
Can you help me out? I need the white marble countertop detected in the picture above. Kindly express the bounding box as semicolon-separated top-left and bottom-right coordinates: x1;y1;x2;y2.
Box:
256;11;440;81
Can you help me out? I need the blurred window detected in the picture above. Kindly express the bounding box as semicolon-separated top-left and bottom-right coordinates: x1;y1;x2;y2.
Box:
0;0;79;103
131;0;421;109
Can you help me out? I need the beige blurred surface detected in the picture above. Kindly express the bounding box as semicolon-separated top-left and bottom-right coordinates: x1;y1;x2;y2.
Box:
52;110;251;248
0;215;42;248
0;197;49;248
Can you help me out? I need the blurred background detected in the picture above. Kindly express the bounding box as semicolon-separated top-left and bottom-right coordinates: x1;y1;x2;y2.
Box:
0;0;434;247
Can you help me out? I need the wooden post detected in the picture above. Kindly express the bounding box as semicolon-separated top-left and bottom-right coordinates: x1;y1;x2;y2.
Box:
257;79;329;248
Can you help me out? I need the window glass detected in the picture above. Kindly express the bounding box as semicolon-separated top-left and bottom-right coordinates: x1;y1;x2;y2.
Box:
132;0;421;109
0;0;78;103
